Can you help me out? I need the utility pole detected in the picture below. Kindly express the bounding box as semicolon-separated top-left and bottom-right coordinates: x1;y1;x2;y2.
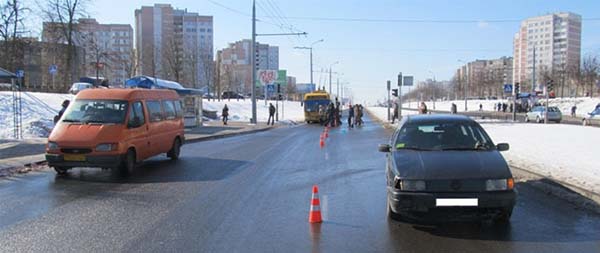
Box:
251;0;306;123
336;77;340;99
387;80;391;121
398;72;403;117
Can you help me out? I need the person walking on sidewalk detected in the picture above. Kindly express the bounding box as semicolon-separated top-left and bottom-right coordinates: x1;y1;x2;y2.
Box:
571;105;577;117
268;103;276;125
347;104;354;128
53;99;70;124
451;103;457;114
391;102;399;123
222;104;229;125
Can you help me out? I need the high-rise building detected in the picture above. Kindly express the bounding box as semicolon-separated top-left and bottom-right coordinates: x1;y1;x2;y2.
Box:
217;39;279;94
42;18;133;87
135;4;213;88
513;12;581;90
457;57;513;98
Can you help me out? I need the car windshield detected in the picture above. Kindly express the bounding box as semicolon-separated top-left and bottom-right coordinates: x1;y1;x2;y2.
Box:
395;121;495;151
62;99;129;124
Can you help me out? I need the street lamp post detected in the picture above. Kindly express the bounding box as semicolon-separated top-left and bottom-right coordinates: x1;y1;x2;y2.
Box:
458;60;469;111
329;61;339;95
429;70;436;110
294;39;323;86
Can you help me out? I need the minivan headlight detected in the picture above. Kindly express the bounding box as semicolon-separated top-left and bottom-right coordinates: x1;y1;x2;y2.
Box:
396;178;426;191
486;178;514;191
95;143;118;152
47;141;59;150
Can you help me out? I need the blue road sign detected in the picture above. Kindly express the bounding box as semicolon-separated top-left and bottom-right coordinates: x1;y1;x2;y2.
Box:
267;84;275;93
49;65;57;75
16;70;24;78
503;84;513;93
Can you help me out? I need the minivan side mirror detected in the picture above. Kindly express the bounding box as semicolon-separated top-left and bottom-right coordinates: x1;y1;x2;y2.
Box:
496;143;509;152
378;144;391;153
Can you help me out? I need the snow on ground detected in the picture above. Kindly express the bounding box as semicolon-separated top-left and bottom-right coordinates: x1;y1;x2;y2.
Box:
203;99;304;123
401;97;600;117
0;91;73;139
367;106;600;194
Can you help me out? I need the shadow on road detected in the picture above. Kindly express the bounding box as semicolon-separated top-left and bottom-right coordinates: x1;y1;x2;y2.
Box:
53;156;250;184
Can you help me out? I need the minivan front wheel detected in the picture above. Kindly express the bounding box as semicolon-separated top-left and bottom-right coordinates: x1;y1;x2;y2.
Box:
54;167;69;175
167;138;181;160
120;149;136;174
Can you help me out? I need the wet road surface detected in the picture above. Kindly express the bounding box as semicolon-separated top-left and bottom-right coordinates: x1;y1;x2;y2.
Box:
1;116;599;252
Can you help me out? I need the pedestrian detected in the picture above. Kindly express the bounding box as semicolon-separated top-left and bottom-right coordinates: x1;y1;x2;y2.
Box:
222;104;229;125
353;104;359;126
358;104;364;125
451;103;457;114
54;99;70;124
479;104;483;111
327;102;335;127
509;103;513;113
268;103;276;125
571;105;577;117
497;102;502;112
419;102;428;114
502;103;507;113
334;99;341;126
347;104;354;128
391;102;399;123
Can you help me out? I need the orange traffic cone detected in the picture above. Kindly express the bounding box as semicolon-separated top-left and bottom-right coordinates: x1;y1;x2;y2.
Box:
319;138;325;148
324;128;329;138
309;185;322;223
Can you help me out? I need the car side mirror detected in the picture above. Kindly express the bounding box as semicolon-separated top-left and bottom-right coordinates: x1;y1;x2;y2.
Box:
496;143;509;152
378;144;391;153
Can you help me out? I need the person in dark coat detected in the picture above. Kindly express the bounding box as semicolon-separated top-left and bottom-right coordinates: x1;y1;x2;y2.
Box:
391;102;399;123
451;103;457;114
222;104;229;125
571;105;577;117
347;104;354;128
54;99;70;124
268;103;276;125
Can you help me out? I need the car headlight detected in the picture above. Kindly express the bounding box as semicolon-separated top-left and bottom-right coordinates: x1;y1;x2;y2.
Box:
395;178;426;191
47;141;59;150
95;143;118;152
486;178;514;191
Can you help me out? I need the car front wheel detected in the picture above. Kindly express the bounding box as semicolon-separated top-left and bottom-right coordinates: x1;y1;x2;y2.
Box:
524;115;529;122
167;138;181;160
536;116;542;123
54;167;69;175
120;149;136;174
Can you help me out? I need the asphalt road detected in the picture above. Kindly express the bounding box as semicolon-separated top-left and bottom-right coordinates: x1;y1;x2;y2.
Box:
1;116;599;253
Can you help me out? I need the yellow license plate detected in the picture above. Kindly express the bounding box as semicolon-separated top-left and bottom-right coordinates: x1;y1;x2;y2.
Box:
63;154;86;162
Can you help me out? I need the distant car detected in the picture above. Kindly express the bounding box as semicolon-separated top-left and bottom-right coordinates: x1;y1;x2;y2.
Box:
582;107;600;126
524;106;562;123
202;93;215;99
69;82;93;94
221;91;244;99
379;114;516;223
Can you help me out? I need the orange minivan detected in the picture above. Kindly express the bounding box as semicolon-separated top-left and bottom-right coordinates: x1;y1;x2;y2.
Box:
46;88;185;174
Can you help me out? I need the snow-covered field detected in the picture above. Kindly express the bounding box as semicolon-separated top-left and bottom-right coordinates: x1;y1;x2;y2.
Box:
367;106;600;194
401;97;600;117
0;91;73;139
203;99;304;123
0;91;305;139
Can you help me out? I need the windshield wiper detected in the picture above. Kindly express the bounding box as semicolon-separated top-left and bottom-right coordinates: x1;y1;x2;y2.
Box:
62;119;81;123
399;146;435;151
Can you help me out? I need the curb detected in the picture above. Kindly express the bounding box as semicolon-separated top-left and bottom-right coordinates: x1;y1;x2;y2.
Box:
0;126;275;178
364;108;396;131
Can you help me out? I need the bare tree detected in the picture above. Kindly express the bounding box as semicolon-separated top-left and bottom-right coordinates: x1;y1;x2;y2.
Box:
41;0;87;84
0;0;28;69
199;50;214;93
162;37;183;82
581;55;599;98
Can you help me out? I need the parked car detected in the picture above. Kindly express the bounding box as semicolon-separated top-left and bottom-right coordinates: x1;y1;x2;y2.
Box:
221;91;244;99
379;114;515;223
68;82;93;94
582;107;600;126
46;88;185;175
524;106;562;123
202;93;215;99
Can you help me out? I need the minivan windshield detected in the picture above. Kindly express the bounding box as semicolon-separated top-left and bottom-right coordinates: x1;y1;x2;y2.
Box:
395;121;495;151
62;99;129;124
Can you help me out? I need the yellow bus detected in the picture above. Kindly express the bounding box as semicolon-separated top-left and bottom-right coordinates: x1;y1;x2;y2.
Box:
303;90;331;123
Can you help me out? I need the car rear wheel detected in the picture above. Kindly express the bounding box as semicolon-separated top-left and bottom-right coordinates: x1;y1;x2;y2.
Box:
54;167;69;175
120;149;136;174
167;138;181;160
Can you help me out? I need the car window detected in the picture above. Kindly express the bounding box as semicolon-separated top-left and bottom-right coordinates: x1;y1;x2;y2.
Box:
395;121;494;151
128;101;146;127
173;100;183;118
162;100;176;120
62;99;128;124
146;100;163;122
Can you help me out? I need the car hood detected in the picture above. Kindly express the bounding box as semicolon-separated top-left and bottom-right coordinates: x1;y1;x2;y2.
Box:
391;150;512;180
49;123;123;147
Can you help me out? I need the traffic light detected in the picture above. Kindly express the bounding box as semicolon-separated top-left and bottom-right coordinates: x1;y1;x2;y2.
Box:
392;89;398;97
547;80;554;91
277;83;281;93
514;83;520;95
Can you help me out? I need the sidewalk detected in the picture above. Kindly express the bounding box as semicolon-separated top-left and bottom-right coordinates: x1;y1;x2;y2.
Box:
0;121;275;175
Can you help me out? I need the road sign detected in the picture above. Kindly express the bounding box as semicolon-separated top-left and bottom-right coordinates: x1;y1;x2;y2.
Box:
49;65;57;75
16;70;24;78
503;84;513;93
267;84;275;93
403;76;414;86
258;70;278;85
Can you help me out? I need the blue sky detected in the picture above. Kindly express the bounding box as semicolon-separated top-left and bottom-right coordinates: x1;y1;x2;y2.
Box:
28;0;600;103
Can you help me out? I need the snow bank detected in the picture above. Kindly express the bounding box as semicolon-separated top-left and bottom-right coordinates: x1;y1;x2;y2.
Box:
203;99;305;123
0;91;73;139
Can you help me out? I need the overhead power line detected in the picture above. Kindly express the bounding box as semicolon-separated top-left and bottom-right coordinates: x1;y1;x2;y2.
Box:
258;15;600;24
